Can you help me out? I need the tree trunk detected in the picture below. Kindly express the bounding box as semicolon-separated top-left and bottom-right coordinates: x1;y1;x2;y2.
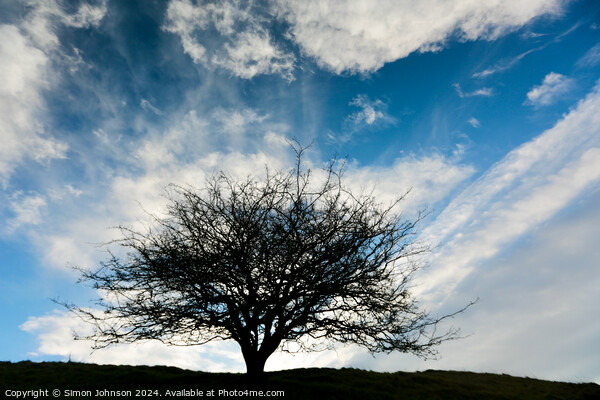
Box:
241;348;268;376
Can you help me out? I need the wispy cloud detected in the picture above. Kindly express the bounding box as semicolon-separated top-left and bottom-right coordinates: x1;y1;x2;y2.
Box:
348;95;385;126
19;0;106;49
211;30;295;81
56;1;107;29
7;193;47;232
473;22;582;79
328;95;395;143
576;42;600;68
468;117;481;128
453;83;494;98
212;108;269;135
140;99;163;116
472;49;536;78
524;72;575;107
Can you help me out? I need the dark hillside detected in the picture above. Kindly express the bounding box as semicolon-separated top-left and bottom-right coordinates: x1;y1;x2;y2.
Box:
1;361;598;399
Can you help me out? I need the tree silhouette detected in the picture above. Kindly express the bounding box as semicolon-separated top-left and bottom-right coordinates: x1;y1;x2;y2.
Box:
66;145;472;375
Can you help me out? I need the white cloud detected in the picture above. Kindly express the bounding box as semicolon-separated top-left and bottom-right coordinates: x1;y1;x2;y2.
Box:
0;1;107;185
329;95;394;143
21;0;106;49
7;193;47;231
274;0;564;74
58;1;107;29
345;154;475;215
212;108;269;136
0;25;68;185
471;88;493;97
348;95;385;125
37;234;98;271
20;310;244;371
212;30;295;81
467;117;481;128
163;0;294;80
525;72;575;106
133;108;276;172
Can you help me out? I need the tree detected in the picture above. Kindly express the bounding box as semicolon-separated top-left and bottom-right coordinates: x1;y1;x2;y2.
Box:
66;145;472;376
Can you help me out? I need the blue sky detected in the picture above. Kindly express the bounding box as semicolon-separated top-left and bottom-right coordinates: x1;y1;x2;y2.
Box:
1;0;600;383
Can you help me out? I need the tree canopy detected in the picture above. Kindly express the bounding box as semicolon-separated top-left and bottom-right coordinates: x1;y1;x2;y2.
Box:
66;146;471;375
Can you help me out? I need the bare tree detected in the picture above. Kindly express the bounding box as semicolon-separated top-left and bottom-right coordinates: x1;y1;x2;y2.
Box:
65;145;472;375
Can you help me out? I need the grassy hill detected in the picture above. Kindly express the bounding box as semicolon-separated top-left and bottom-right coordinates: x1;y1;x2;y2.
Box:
1;361;599;399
